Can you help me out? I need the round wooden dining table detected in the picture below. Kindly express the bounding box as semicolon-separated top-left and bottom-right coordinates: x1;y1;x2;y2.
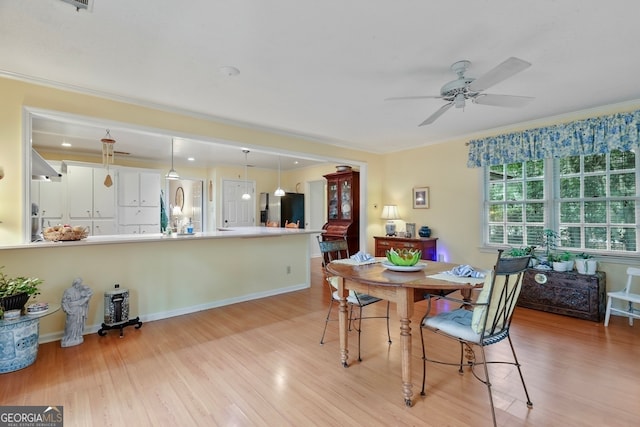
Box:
326;259;485;407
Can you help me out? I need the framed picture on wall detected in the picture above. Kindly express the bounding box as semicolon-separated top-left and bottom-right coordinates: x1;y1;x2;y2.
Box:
413;187;429;209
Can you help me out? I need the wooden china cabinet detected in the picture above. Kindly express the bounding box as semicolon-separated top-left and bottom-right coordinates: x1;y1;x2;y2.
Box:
321;168;360;255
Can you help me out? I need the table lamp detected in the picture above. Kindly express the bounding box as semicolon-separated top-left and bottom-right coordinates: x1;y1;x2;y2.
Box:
381;205;400;236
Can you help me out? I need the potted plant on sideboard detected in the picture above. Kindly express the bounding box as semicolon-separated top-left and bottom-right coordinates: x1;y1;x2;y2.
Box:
0;266;43;317
575;253;597;275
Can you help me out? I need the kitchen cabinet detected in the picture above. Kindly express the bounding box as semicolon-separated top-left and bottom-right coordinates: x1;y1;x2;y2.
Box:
66;164;116;235
117;169;161;232
117;224;158;234
31;171;65;221
118;170;160;207
321;168;359;254
67;165;115;220
374;236;438;261
73;219;117;236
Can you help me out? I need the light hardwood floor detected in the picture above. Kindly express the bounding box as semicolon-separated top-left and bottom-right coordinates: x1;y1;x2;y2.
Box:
2;258;639;426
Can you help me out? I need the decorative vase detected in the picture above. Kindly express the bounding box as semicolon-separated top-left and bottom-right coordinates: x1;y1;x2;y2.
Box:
0;292;30;311
419;226;431;238
575;259;587;274
586;259;597;275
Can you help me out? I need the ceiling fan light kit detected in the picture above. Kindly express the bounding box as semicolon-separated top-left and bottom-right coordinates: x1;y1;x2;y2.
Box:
388;57;534;126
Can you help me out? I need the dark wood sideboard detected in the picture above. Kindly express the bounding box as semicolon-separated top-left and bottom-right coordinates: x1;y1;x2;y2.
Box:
374;236;438;261
518;269;606;322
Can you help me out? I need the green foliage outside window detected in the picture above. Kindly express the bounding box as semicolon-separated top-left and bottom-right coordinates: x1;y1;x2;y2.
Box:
486;149;638;254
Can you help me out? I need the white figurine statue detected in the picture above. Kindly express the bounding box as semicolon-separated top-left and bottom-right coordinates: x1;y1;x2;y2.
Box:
61;277;93;347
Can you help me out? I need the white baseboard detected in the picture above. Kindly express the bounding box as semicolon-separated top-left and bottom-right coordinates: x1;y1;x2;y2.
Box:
39;282;309;344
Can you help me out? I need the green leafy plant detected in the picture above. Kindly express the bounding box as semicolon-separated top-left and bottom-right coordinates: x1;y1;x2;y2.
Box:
0;266;42;299
576;252;593;259
559;251;573;262
507;247;528;257
540;229;560;257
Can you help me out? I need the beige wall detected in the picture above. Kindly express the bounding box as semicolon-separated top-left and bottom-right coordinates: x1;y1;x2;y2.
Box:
0;76;633;329
381;138;630;290
1;234;311;339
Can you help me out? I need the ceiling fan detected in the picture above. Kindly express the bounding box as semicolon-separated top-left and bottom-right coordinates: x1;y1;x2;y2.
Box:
387;57;533;126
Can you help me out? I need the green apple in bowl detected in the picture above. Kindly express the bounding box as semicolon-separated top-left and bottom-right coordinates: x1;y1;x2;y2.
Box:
386;248;422;266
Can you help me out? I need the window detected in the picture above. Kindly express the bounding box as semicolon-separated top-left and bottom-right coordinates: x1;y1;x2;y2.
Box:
485;150;639;255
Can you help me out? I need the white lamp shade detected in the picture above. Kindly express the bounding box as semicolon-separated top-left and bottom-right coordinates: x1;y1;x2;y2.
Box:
381;205;400;220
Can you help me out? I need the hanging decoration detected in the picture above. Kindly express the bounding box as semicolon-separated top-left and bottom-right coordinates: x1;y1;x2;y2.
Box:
101;129;116;187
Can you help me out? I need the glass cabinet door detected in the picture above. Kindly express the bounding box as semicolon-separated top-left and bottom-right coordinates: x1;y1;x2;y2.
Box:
340;178;352;220
328;181;339;219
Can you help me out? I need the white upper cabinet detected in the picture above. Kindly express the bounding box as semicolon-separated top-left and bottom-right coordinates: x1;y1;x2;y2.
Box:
118;170;160;207
32;173;65;220
139;172;160;207
67;164;115;219
117;169;161;230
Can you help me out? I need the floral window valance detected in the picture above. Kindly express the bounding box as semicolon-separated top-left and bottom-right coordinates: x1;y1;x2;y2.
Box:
467;109;640;167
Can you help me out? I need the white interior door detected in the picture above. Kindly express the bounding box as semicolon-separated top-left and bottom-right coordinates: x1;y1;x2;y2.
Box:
222;179;255;227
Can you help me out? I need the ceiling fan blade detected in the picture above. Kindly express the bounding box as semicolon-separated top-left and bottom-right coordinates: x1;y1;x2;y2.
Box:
474;94;534;108
385;95;442;101
467;57;531;92
418;102;453;126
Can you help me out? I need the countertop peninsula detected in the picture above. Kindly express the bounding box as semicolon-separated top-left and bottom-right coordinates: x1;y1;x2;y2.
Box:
1;226;321;250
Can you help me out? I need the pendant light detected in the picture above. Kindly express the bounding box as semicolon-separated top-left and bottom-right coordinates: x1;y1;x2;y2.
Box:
241;149;251;200
166;138;180;180
274;156;285;197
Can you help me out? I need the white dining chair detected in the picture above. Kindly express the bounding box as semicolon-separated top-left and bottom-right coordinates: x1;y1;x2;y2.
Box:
604;266;640;326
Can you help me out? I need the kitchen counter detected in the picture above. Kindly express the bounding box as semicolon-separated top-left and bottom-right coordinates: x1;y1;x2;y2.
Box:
0;227;320;342
1;227;320;250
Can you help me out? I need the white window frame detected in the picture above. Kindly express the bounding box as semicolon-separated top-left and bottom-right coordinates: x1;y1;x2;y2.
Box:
483;152;640;261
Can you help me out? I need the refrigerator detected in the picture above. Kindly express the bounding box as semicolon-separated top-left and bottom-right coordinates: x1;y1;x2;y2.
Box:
259;192;305;228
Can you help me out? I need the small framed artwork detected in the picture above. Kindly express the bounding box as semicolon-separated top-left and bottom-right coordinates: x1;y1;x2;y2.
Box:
405;223;416;238
413;187;430;209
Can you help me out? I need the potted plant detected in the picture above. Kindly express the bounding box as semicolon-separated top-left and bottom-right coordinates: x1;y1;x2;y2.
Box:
575;253;597;275
506;245;538;267
548;253;567;272
559;251;574;271
0;266;43;314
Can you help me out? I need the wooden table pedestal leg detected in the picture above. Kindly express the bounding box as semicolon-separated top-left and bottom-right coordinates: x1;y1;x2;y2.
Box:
337;277;349;368
397;288;414;407
400;315;413;407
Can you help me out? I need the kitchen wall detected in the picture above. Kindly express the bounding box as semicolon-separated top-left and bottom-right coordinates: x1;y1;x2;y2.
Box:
0;76;379;245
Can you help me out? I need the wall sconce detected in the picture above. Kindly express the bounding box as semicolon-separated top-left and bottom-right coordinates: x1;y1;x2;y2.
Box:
381;205;400;236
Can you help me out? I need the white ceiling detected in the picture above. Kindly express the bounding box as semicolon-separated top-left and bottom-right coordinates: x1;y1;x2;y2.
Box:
2;0;640;169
